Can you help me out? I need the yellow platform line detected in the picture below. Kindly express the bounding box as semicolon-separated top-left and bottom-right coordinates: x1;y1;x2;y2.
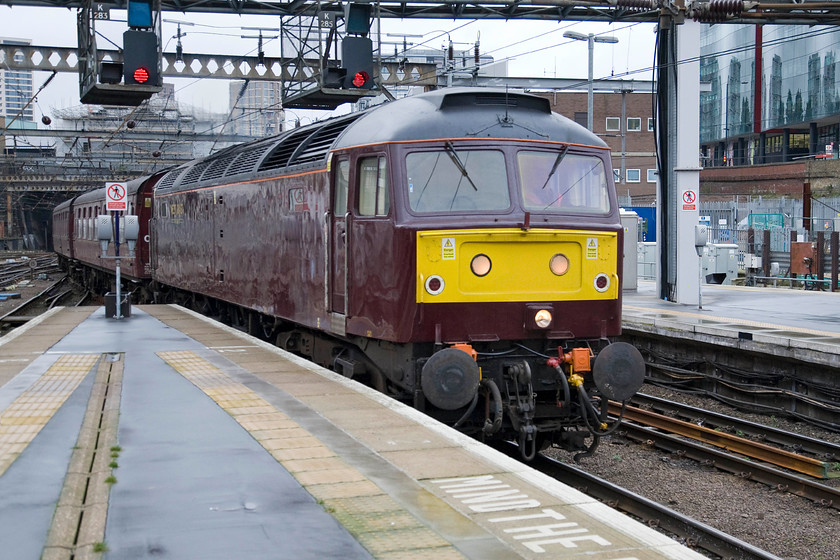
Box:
0;354;99;476
157;350;465;560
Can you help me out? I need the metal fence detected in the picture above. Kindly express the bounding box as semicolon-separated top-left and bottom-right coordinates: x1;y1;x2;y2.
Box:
633;196;840;284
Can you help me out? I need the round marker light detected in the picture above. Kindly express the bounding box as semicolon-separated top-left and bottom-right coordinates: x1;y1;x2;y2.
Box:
535;309;552;329
133;67;150;84
594;273;610;292
470;254;492;277
425;275;445;295
549;253;569;276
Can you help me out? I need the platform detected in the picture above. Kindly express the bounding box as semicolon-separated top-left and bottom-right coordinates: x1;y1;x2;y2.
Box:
0;304;706;560
623;280;840;364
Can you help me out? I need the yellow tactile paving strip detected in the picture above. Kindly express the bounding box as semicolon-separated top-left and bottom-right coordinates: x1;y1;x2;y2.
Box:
157;349;466;560
0;353;99;476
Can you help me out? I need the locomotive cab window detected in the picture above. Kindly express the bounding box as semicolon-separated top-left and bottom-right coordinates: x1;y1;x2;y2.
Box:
358;156;389;217
518;150;611;214
405;148;509;213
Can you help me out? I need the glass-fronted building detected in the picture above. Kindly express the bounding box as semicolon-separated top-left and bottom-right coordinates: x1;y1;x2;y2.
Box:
700;24;839;166
0;38;34;128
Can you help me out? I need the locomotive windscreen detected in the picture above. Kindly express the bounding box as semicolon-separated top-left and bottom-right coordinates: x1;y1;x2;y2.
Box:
406;149;510;213
518;150;611;214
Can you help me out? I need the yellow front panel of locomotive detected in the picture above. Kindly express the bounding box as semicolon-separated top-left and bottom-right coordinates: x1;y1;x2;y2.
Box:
415;228;619;304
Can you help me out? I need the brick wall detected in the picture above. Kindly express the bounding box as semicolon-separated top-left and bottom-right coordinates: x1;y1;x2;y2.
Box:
535;91;658;201
700;159;840;200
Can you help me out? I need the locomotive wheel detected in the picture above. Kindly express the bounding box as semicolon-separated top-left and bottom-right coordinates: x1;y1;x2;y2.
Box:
421;348;480;411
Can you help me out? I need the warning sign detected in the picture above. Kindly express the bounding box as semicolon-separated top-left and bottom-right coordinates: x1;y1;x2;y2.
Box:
106;182;127;212
682;190;697;211
586;238;598;259
442;238;456;260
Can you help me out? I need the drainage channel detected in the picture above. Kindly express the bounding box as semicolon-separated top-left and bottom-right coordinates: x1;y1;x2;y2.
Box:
43;353;123;560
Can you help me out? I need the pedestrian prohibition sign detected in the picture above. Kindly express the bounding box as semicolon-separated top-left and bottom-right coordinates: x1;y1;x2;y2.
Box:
681;189;697;210
106;182;127;212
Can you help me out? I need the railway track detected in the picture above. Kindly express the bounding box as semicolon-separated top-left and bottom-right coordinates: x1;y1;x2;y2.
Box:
497;441;783;560
610;398;840;479
639;348;840;432
608;395;840;510
0;276;88;331
628;393;840;462
0;253;62;288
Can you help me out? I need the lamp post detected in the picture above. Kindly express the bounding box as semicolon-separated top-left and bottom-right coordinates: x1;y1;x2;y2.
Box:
563;31;619;132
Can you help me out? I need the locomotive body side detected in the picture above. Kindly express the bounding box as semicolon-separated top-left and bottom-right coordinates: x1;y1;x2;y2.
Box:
153;169;333;330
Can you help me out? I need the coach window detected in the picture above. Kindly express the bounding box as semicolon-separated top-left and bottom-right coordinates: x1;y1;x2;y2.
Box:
358;156;389;217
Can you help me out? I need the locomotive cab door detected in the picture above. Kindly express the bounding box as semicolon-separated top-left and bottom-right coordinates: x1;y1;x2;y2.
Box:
328;158;350;334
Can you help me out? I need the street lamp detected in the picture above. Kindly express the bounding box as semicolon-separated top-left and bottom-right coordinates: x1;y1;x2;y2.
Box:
563;31;619;132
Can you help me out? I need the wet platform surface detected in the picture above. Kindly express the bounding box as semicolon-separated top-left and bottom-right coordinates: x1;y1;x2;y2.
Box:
0;304;706;560
623;281;840;361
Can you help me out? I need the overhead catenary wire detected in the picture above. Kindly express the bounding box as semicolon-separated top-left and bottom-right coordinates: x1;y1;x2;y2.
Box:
9;13;839;168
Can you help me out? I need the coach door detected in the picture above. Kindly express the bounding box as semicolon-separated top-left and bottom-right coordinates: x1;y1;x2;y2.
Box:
328;157;350;334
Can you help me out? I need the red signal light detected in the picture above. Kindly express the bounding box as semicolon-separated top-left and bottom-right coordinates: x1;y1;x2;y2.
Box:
133;67;150;84
351;71;370;88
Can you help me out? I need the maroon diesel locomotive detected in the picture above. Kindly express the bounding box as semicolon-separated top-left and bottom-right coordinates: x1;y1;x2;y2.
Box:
54;88;644;459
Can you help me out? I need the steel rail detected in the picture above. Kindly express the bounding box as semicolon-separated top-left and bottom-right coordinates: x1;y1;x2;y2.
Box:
630;392;840;461
495;442;783;560
642;359;840;432
608;401;836;479
620;423;840;509
0;278;65;325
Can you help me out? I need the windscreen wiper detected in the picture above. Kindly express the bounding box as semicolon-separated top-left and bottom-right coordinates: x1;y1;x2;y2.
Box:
445;142;478;191
540;145;569;191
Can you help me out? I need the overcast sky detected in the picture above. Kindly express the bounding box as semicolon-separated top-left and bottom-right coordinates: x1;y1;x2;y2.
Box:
1;5;657;125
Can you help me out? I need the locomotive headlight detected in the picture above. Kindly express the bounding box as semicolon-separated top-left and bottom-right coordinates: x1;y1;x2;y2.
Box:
534;309;552;328
425;275;445;295
470;254;492;277
549;253;569;276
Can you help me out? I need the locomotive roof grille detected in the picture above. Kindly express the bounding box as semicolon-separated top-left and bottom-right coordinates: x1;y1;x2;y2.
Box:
150;89;603;194
225;147;270;177
156;166;188;191
180;160;214;186
201;152;238;182
286;114;364;166
259;113;362;172
258;128;314;172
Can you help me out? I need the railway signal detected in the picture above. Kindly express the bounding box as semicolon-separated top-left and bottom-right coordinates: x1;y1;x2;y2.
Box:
341;36;374;90
123;30;161;87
